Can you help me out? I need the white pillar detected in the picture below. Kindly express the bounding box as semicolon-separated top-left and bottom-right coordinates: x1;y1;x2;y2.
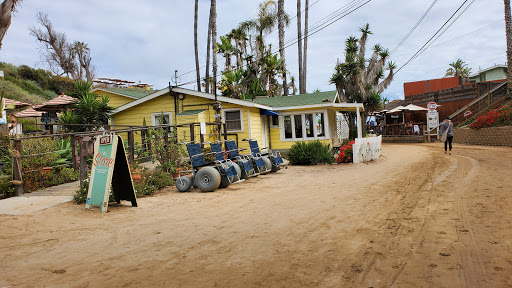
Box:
356;106;363;139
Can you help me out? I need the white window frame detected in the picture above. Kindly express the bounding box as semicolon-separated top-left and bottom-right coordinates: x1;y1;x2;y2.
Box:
270;115;280;128
223;108;244;133
151;112;172;126
279;109;329;142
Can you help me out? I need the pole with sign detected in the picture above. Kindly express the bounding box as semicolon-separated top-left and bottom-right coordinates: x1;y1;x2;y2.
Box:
426;102;439;142
86;133;137;212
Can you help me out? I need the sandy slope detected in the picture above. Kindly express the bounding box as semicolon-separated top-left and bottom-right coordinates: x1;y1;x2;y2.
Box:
1;143;511;288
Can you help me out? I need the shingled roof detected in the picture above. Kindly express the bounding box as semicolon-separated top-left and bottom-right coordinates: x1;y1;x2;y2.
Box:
249;91;337;108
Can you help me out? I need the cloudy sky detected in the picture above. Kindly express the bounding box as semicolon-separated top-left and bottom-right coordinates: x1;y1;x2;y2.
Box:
0;0;508;101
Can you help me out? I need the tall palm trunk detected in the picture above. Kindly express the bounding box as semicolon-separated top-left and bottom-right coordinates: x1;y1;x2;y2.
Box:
505;0;512;93
302;0;308;94
297;0;303;95
0;0;20;49
211;0;218;97
278;0;288;96
205;3;213;94
194;0;201;92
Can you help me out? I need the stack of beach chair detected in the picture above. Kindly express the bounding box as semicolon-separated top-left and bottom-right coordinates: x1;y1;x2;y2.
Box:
175;139;285;193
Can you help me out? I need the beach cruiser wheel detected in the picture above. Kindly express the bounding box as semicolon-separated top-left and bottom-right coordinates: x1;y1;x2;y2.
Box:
262;156;272;172
176;176;192;192
195;167;221;192
232;162;242;180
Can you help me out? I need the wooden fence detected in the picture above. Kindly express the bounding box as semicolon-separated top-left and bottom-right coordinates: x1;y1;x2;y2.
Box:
8;122;230;196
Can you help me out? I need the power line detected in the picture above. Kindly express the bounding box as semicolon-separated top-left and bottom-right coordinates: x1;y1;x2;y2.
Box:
391;0;438;54
178;0;371;88
395;0;472;74
392;19;502;58
178;0;323;78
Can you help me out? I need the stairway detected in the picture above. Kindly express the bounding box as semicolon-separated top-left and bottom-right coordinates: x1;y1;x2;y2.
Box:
448;82;509;127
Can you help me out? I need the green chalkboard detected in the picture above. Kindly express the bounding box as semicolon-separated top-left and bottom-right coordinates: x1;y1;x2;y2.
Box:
86;134;137;212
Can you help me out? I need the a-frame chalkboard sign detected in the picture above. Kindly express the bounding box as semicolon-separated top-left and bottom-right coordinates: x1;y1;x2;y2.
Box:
86;133;137;212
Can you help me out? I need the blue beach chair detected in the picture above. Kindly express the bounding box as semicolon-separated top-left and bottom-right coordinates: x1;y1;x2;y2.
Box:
248;139;284;172
225;140;260;179
209;141;244;186
175;141;228;193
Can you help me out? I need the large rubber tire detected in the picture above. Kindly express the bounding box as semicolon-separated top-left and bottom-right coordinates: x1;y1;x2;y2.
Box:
271;163;280;172
195;167;221;192
232;162;242;180
240;166;249;180
219;174;231;188
176;176;192;192
262;156;272;172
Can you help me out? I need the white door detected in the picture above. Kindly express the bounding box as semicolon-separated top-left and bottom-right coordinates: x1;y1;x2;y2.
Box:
261;115;268;147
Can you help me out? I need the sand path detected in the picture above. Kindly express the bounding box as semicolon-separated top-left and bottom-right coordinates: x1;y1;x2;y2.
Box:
1;143;511;288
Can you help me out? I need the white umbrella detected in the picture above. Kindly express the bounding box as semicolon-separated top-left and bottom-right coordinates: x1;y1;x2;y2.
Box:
404;104;428;111
388;106;407;113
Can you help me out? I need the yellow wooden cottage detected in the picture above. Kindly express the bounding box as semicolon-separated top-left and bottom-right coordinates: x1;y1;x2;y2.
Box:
110;87;364;152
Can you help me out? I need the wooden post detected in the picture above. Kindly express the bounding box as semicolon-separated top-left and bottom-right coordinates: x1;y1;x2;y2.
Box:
127;131;134;163
13;139;23;196
200;133;204;148
223;123;228;141
79;138;88;186
71;135;79;170
141;129;147;160
189;124;195;142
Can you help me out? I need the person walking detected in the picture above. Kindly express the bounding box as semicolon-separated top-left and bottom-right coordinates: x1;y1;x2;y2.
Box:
439;117;454;154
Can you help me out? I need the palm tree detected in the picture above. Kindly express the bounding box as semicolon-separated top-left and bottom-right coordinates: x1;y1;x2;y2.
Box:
194;0;201;92
228;28;247;69
289;75;297;95
211;0;218;97
445;59;472;78
205;2;213;94
278;0;288;95
296;0;303;94
216;36;235;71
302;0;309;94
504;0;512;92
239;0;280;61
0;0;22;49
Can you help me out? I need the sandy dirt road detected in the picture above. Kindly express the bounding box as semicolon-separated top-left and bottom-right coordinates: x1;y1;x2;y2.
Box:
1;143;511;288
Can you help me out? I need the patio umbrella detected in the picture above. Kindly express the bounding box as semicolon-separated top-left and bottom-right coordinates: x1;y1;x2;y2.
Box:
403;104;428;111
32;94;78;112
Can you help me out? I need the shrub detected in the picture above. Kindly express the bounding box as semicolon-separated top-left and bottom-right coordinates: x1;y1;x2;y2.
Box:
287;141;334;165
336;140;355;163
0;177;15;199
470;105;512;129
73;177;115;204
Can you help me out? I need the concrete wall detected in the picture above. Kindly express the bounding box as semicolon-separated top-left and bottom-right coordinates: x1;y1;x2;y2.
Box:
454;126;512;146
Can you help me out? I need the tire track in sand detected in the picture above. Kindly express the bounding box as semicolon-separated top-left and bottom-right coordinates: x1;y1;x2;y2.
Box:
358;155;459;287
454;155;490;288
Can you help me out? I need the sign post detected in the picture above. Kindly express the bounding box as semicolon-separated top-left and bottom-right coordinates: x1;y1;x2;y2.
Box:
426;102;439;142
86;133;137;212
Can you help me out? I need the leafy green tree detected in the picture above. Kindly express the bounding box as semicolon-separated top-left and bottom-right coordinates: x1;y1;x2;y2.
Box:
330;24;395;133
445;59;472;77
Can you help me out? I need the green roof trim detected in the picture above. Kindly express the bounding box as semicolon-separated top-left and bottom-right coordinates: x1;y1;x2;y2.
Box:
249;90;337;108
178;109;206;116
95;87;151;99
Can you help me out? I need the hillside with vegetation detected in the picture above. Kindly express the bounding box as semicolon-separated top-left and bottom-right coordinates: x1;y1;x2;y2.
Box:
0;62;75;105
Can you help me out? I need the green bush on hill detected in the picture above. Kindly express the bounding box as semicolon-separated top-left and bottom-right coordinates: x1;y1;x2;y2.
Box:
0;62;74;104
